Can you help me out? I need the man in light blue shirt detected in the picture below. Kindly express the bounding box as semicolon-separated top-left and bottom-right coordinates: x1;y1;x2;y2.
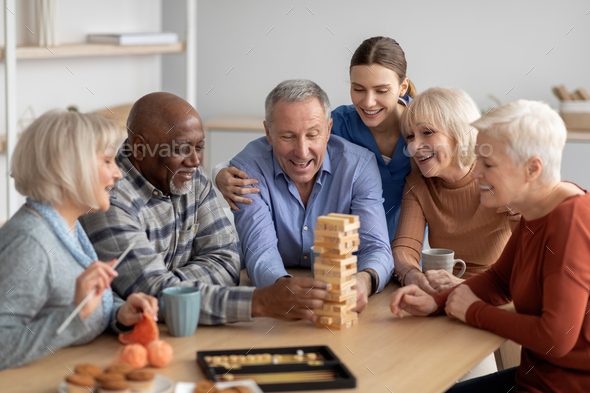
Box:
231;79;393;312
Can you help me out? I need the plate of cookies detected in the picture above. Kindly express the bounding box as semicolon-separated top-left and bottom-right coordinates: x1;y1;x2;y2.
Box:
59;363;174;393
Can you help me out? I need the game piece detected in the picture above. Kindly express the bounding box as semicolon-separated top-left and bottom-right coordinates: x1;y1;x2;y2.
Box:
313;213;360;330
118;311;159;346
115;344;148;369
197;345;356;391
146;340;173;367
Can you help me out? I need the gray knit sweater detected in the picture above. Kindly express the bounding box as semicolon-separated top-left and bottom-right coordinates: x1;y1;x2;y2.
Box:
0;206;125;370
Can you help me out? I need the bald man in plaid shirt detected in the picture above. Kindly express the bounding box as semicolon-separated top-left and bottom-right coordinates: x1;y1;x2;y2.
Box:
80;92;329;325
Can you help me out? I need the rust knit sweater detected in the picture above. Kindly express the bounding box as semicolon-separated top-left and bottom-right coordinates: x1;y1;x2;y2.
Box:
392;170;514;283
433;189;590;392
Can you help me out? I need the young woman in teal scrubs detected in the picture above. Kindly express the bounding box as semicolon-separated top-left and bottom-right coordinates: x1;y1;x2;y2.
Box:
215;36;416;243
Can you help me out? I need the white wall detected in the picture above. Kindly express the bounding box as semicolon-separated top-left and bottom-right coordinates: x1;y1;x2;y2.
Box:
2;1;588;222
164;0;590;115
162;0;590;185
0;0;163;221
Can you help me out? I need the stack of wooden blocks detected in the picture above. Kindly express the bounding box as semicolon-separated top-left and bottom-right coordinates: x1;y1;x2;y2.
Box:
313;213;360;330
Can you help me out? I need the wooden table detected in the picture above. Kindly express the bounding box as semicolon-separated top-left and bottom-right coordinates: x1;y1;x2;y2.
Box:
0;271;505;393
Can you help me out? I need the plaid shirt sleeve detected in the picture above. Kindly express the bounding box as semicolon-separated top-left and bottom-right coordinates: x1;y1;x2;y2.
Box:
80;161;254;325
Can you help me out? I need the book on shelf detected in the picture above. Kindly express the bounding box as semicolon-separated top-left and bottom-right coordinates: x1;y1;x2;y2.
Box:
86;32;179;46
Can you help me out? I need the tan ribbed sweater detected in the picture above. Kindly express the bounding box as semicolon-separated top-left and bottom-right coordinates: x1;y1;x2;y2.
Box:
392;170;514;283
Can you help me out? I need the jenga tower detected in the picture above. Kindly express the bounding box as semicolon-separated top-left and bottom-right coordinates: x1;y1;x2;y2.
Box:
313;213;360;330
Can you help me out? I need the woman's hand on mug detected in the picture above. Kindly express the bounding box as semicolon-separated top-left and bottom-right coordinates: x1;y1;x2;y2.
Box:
75;259;118;320
425;269;464;293
117;293;159;327
444;284;482;322
404;269;437;295
390;284;438;318
215;167;260;210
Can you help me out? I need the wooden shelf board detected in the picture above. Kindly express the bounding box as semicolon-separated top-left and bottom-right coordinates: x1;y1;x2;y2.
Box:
203;115;266;132
3;128;587;155
0;42;185;60
566;130;590;142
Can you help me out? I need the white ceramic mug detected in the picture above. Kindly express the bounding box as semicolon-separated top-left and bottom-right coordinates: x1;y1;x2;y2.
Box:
421;248;466;278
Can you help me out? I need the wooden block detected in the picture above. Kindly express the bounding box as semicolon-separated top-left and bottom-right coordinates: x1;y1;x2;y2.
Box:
572;88;590;100
326;291;357;302
316;215;361;232
315;255;357;264
314;264;357;278
315;223;326;231
326;291;356;302
317;313;358;329
321;275;355;285
327;279;356;293
314;244;358;255
315;308;350;318
314;239;359;252
319;301;356;314
327;213;360;223
314;228;358;240
314;232;359;244
336;312;358;324
320;301;355;311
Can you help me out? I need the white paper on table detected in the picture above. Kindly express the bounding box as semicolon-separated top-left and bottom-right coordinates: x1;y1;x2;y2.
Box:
174;380;263;393
174;381;195;393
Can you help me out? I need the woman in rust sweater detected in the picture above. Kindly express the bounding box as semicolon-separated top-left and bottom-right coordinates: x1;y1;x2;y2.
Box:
391;99;590;392
392;87;517;294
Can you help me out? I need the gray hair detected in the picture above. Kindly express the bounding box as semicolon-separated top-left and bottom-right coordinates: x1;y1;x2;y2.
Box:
471;100;566;185
11;109;125;208
265;79;331;130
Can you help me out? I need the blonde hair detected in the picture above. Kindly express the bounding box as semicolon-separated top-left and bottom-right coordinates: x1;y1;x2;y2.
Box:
471;100;566;185
401;87;481;168
11;110;125;208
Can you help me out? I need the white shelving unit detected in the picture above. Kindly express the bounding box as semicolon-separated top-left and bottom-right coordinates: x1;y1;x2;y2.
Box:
2;0;197;220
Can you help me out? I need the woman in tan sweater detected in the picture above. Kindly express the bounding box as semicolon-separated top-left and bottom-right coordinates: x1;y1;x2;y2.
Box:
392;87;518;295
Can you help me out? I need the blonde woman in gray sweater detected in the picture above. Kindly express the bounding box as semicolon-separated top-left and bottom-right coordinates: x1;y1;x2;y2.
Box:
0;110;158;370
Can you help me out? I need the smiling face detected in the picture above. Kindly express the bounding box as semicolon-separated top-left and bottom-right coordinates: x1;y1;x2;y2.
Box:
472;132;527;208
405;121;467;183
350;64;408;131
265;97;331;189
137;114;205;195
94;151;122;211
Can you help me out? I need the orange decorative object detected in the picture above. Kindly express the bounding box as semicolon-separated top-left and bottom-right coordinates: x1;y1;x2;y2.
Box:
146;340;174;368
119;312;159;346
115;344;148;369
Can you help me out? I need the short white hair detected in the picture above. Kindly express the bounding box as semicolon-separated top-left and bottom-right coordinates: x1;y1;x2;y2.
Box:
400;87;481;168
471;100;566;185
11;110;125;208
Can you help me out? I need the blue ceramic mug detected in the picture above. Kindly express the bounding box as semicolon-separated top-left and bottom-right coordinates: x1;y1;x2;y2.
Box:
159;287;200;337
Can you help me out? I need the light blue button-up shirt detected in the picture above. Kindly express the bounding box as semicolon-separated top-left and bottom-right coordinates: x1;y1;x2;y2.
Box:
231;135;393;290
